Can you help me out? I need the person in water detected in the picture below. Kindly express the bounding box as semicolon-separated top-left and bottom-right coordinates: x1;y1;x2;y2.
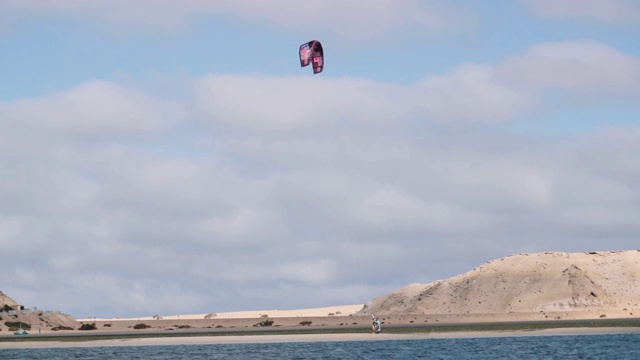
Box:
372;317;381;334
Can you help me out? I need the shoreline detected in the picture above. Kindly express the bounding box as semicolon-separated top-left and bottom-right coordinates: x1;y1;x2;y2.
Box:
2;327;640;349
2;321;640;349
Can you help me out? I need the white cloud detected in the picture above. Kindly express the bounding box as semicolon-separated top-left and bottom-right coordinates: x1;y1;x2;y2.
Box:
523;0;640;23
195;74;412;130
193;70;526;130
4;117;640;317
1;81;184;134
195;41;639;130
49;171;100;210
63;274;212;317
222;259;338;286
418;64;533;123
430;158;556;210
355;188;459;229
198;207;289;243
48;254;79;271
277;259;338;285
499;41;640;93
0;217;23;246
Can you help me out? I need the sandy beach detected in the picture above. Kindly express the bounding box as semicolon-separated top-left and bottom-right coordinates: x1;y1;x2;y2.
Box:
3;300;640;349
2;326;640;349
2;303;640;349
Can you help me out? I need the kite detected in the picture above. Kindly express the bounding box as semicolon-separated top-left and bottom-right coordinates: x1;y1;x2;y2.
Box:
299;40;324;74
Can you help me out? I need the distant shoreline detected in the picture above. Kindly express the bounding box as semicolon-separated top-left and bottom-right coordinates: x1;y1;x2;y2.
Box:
2;317;640;349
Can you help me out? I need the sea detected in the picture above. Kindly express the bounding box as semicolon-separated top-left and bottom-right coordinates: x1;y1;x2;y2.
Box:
2;332;639;359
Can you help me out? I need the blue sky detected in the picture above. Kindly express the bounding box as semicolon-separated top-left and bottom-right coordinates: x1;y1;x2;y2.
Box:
1;0;639;318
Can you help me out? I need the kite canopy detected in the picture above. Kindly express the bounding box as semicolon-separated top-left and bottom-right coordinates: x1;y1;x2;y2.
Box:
299;40;324;74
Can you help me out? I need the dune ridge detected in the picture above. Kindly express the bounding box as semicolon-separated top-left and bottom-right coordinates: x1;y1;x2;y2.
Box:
79;304;364;322
0;291;19;310
361;250;640;316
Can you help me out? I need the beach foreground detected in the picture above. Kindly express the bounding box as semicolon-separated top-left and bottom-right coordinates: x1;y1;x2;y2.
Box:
3;305;640;349
2;326;640;349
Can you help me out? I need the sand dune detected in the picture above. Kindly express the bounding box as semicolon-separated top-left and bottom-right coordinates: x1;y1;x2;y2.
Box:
0;291;19;310
79;304;364;322
361;250;640;317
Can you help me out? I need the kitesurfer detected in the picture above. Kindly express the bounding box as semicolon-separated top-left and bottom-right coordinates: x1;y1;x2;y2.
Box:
372;317;381;334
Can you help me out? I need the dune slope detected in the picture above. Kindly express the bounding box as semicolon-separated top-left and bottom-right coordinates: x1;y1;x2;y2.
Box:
363;250;640;316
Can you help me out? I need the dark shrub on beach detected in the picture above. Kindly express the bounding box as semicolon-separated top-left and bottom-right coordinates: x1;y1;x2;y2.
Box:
299;321;312;326
79;323;97;330
5;321;31;331
52;326;74;331
255;319;274;327
134;323;151;329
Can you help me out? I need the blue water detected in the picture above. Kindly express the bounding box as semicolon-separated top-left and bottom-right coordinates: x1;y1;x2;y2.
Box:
2;333;639;359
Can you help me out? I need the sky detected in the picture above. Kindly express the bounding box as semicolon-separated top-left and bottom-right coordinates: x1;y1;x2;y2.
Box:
1;0;639;319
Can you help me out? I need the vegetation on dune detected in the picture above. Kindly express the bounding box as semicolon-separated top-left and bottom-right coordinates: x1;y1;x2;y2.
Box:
255;319;274;327
5;321;31;331
79;323;97;330
51;325;74;331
